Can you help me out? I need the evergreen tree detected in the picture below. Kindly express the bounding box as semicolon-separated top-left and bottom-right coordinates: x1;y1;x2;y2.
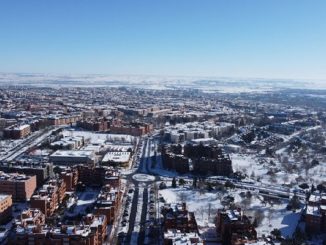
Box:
193;177;197;188
172;177;177;188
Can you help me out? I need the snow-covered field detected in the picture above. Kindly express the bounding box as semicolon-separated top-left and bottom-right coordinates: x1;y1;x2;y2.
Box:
62;129;135;144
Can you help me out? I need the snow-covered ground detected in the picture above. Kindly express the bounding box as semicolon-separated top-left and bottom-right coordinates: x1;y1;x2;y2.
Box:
62;129;135;144
231;153;268;178
133;174;155;182
159;186;302;239
65;188;99;217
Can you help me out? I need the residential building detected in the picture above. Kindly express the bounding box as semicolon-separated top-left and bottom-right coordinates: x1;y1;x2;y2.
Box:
0;194;12;224
305;192;326;233
30;178;66;217
0;172;36;201
215;208;257;245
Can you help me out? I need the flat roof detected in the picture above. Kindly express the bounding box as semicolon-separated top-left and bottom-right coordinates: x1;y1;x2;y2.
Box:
51;150;94;158
0;194;11;201
102;151;131;163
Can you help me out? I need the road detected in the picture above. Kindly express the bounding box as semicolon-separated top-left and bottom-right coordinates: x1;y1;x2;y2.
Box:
116;134;307;245
0;126;61;162
116;137;158;245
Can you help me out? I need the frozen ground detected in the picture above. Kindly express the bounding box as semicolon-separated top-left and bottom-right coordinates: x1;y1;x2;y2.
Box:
62;129;135;144
65;188;99;217
132;173;155;182
2;73;326;92
159;186;302;239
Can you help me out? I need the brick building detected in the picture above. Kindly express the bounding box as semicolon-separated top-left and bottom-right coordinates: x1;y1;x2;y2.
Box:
46;114;81;126
161;203;198;233
305;192;326;233
184;143;233;176
215;208;257;245
3;124;31;139
163;230;204;245
76;118;108;132
0;162;54;187
60;167;79;191
161;147;190;174
110;122;153;136
77;165;120;187
0;194;12;224
162;143;233;176
30;178;66;217
12;213;107;245
94;184;122;225
0;172;36;201
15;208;45;228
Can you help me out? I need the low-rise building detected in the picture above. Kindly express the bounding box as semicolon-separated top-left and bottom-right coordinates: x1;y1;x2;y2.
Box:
49;150;96;166
102;151;131;167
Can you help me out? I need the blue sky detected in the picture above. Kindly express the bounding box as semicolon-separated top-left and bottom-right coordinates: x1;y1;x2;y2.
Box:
0;0;325;79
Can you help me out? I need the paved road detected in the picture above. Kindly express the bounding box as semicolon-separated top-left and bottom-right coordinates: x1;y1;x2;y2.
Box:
118;137;157;245
137;187;148;245
125;184;139;244
0;126;56;161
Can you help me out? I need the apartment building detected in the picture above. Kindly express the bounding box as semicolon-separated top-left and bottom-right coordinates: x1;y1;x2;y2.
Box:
305;192;326;233
162;143;233;176
12;213;107;245
30;178;66;217
110;122;153;136
0;172;36;201
161;203;198;233
60;167;79;191
163;230;204;245
77;165;120;187
76;118;108;132
3;124;31;139
94;184;122;225
215;208;257;245
15;208;46;228
46;114;81;126
0;194;12;224
0;162;54;187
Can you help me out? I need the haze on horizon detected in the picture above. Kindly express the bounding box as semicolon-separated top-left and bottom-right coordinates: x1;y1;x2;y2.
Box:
0;0;326;81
